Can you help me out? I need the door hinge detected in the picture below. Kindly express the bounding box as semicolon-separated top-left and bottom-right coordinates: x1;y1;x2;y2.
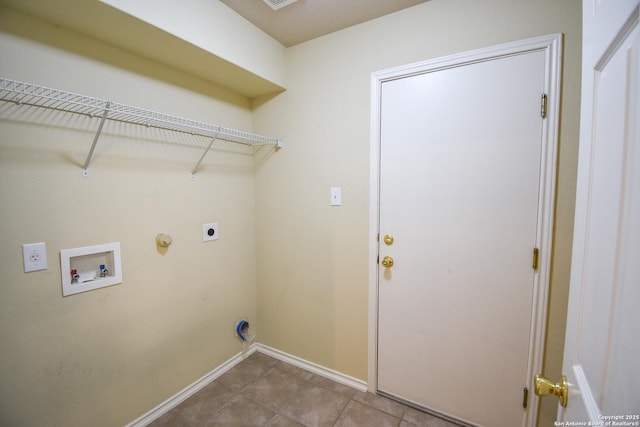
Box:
523;387;529;408
540;94;548;118
532;247;539;271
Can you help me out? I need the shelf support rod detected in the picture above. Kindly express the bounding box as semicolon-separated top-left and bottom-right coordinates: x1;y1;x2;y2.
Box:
190;132;219;178
82;101;111;177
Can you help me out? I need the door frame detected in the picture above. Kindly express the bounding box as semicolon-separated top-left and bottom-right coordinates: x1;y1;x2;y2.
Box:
368;34;563;427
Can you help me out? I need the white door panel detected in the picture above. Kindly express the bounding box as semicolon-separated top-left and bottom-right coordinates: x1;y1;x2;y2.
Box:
376;47;551;427
560;2;639;422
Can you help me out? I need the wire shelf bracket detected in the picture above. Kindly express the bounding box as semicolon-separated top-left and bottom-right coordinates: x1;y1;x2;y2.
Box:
190;132;220;179
0;77;283;177
82;102;110;177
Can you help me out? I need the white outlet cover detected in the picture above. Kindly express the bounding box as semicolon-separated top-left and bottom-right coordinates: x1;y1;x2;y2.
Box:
203;223;219;242
23;242;48;272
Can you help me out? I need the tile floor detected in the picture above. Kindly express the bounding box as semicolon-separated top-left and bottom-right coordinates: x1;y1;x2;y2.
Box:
149;352;459;427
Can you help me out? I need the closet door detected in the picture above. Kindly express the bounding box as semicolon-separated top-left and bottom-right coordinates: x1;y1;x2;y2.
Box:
559;1;639;422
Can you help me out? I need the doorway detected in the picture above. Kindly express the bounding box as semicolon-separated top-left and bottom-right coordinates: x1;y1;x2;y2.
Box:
368;34;562;427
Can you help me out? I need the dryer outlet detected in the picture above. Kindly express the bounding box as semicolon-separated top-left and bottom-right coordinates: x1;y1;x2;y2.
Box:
203;223;219;242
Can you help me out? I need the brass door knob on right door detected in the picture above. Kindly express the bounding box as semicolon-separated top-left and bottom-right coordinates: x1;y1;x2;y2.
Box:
534;374;568;407
381;256;394;268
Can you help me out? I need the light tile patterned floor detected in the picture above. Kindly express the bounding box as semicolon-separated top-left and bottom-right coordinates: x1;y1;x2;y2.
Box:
149;352;459;427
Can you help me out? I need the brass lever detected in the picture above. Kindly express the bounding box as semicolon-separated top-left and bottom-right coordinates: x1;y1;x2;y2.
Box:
381;256;394;268
534;374;568;407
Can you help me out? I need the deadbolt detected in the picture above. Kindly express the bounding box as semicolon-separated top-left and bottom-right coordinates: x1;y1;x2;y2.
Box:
381;256;394;268
383;234;394;245
534;374;568;407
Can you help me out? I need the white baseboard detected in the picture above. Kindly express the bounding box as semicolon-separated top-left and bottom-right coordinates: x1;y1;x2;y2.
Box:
125;344;367;427
255;344;368;392
125;344;257;427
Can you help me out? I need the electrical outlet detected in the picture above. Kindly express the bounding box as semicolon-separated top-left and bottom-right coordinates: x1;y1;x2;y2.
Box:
22;242;48;272
202;223;219;242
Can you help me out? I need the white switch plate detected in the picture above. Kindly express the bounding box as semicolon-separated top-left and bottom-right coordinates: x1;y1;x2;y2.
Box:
203;223;219;242
22;242;48;272
330;187;342;206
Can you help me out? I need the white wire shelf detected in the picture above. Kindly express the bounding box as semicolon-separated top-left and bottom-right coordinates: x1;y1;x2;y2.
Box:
0;77;283;176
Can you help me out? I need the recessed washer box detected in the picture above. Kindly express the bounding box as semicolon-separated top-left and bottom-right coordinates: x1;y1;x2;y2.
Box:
60;242;122;296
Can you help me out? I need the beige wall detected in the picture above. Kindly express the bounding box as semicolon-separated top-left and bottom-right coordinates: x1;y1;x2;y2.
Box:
1;1;581;426
0;8;259;427
252;1;581;425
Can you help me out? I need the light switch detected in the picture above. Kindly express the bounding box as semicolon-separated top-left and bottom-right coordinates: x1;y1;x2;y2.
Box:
330;187;342;206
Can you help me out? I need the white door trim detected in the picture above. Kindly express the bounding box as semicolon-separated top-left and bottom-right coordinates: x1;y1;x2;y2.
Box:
368;33;563;427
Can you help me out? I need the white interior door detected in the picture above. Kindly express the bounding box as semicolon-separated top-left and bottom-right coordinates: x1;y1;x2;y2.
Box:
375;37;560;427
557;1;639;422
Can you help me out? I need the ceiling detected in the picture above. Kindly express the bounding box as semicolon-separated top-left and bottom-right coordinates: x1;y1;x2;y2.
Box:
219;0;430;47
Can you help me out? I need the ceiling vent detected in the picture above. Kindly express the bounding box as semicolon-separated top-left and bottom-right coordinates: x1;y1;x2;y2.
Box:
262;0;300;10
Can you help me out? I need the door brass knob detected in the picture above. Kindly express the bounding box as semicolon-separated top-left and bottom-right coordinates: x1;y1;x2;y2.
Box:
534;374;568;407
381;256;394;268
